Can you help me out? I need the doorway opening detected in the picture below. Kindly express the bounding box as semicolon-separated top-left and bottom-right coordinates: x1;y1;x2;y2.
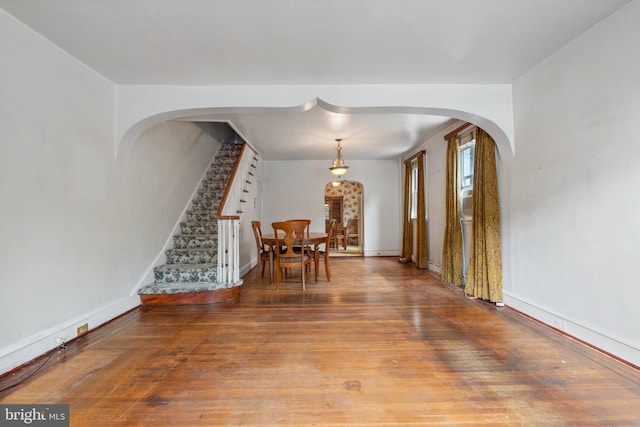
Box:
324;180;364;256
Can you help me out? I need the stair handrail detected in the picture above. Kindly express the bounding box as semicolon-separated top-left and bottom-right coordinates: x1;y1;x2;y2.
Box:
216;143;248;218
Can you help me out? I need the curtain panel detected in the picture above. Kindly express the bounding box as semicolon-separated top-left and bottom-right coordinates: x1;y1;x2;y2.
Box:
464;129;503;303
401;161;413;261
441;136;464;285
416;153;428;268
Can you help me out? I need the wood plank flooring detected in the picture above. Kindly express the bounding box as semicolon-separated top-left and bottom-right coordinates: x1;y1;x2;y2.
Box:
2;257;639;426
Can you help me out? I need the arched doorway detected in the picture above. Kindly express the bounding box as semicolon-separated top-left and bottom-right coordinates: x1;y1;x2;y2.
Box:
324;180;364;256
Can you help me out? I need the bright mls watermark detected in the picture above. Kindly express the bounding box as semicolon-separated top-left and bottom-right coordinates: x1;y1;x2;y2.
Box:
1;405;69;426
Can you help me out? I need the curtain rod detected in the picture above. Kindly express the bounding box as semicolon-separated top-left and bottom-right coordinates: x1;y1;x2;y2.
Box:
404;150;425;164
443;122;473;141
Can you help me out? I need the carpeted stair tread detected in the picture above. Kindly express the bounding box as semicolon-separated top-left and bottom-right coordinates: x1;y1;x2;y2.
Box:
186;211;217;222
165;248;217;264
153;263;217;283
154;262;215;270
191;199;219;210
180;221;217;235
166;247;217;254
137;281;232;295
172;234;217;248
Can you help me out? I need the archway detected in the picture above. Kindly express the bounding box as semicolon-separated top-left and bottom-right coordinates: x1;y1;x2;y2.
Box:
324;180;364;256
116;95;514;167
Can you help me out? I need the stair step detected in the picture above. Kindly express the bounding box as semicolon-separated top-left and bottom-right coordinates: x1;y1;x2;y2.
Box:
197;191;222;198
138;281;230;295
206;163;235;172
180;221;217;235
215;158;238;164
194;190;223;201
191;198;218;210
202;176;231;187
199;179;227;188
153;263;217;283
165;248;217;264
173;234;217;249
185;211;217;222
202;182;228;192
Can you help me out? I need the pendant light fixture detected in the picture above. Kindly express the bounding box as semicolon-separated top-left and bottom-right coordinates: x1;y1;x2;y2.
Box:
329;138;349;177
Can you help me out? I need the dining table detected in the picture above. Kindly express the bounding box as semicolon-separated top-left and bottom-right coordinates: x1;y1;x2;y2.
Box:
261;231;328;283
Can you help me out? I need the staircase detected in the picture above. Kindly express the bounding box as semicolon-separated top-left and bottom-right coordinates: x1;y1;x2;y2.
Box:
137;142;244;305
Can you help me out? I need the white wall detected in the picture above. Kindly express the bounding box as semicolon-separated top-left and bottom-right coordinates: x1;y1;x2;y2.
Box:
0;11;219;373
263;160;401;256
425;132;448;272
509;0;640;365
0;10;114;372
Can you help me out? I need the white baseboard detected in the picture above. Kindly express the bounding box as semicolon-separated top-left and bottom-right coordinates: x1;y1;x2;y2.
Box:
0;296;140;375
363;250;401;257
428;261;441;274
504;291;640;367
241;258;258;278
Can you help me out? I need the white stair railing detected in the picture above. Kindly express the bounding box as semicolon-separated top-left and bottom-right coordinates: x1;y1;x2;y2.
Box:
216;216;241;286
216;143;259;286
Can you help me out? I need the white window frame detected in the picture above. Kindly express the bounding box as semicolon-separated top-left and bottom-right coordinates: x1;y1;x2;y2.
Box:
410;160;419;219
459;140;475;190
458;130;476;219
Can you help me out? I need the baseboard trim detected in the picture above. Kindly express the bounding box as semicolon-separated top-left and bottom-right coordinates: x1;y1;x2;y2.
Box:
428;261;442;274
363;250;401;257
0;296;140;375
504;291;640;369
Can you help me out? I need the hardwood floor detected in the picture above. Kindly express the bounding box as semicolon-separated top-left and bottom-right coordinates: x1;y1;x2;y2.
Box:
2;257;639;426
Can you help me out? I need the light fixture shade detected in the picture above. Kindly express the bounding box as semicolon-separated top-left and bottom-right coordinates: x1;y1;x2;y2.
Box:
329;166;349;177
329;138;349;177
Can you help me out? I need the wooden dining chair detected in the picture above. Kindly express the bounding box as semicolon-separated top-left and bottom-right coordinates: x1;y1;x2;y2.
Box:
317;219;336;281
287;219;311;254
334;223;345;250
272;220;314;290
344;218;359;249
251;221;271;281
287;219;311;237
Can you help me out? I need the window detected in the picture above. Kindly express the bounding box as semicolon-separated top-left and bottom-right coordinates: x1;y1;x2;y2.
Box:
460;143;475;189
458;131;475;219
410;160;419;219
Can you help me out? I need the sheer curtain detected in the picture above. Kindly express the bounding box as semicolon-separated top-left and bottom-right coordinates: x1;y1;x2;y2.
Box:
441;136;463;285
464;128;503;303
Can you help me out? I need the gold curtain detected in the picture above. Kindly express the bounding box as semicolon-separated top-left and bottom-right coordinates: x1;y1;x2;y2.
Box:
415;153;428;268
441;136;463;285
401;161;412;261
465;129;503;303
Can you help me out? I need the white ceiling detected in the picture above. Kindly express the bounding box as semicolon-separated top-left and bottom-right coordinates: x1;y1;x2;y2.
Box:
1;0;631;160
